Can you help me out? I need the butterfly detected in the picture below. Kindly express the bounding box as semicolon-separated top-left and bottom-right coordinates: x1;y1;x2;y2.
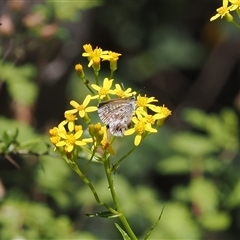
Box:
97;96;136;137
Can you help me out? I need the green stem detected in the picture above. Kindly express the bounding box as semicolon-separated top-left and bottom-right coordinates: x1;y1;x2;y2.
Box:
94;71;99;85
83;145;98;173
79;76;95;95
109;70;114;79
113;145;137;171
85;83;95;95
67;159;118;215
103;155;138;240
231;20;240;28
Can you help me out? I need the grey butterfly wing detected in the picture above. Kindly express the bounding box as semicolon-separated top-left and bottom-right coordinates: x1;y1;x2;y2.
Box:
98;99;135;136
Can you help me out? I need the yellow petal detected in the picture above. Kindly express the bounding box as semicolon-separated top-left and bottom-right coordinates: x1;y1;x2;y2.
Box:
74;130;83;139
79;110;85;118
83;95;91;106
70;100;80;108
75;140;86;146
91;84;101;91
66;145;74;152
124;128;135;136
210;13;220;21
68;122;74;132
223;0;228;7
134;135;142;146
56;141;65;147
85;106;98;113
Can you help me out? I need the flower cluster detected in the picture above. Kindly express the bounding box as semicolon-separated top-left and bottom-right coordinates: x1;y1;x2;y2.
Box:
49;44;171;158
210;0;240;27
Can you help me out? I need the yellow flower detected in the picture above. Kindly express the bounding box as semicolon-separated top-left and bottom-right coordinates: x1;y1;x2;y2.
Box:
100;126;115;155
56;128;86;153
49;127;59;137
229;0;240;11
88;124;114;155
102;51;122;72
124;114;157;146
91;78;114;99
230;0;240;8
75;64;85;79
82;44;108;68
66;95;98;118
108;51;121;61
49;127;61;148
136;94;158;111
151;105;172;127
60;112;78;132
136;108;162;125
111;84;136;98
82;44;93;53
210;0;232;21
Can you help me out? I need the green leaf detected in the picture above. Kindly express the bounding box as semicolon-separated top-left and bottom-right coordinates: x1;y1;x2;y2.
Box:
8;78;38;105
226;178;240;208
2;129;18;146
114;223;131;240
199;211;231;231
182;108;207;129
19;138;49;155
182;108;239;151
85;211;120;218
144;206;164;240
34;0;103;21
157;155;190;174
170;133;218;155
190;178;219;213
1;63;37;105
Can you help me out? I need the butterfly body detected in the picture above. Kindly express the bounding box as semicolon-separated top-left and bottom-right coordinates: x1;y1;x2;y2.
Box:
97;96;136;137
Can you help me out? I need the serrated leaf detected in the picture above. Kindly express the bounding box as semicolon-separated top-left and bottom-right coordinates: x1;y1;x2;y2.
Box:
114;223;131;240
144;206;164;240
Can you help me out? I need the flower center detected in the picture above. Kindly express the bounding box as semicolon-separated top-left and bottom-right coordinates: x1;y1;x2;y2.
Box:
66;134;76;145
99;88;108;96
65;112;76;121
217;6;228;15
101;139;109;149
50;136;60;145
116;90;125;98
77;104;85;111
145;115;155;124
233;0;240;6
134;121;146;135
137;96;148;107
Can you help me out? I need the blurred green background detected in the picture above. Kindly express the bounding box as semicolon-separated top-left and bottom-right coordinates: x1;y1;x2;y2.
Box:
1;0;240;239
